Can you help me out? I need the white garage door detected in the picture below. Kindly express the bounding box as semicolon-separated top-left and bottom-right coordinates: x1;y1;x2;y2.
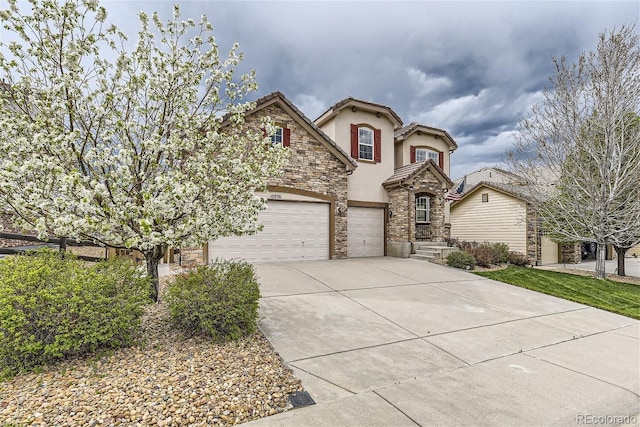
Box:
348;207;384;257
541;236;559;265
208;201;329;263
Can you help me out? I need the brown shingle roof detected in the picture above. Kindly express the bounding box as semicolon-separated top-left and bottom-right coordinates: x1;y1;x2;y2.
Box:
315;97;403;128
383;160;453;188
394;122;458;149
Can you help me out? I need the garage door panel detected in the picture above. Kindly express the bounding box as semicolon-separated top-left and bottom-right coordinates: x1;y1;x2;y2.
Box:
348;207;385;258
208;201;329;263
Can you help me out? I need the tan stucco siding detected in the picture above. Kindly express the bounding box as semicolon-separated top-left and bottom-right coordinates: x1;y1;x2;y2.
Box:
399;134;451;175
327;110;396;203
450;188;527;254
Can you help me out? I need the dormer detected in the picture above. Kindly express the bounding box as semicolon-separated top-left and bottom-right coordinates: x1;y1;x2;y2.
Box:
394;123;458;175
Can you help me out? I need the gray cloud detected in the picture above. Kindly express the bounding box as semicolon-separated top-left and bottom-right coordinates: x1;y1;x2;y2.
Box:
6;0;638;179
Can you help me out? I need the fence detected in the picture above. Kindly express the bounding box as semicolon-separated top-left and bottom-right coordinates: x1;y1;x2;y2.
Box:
0;232;108;262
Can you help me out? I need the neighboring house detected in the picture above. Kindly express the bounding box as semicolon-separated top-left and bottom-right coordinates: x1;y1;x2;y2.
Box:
198;92;458;263
453;166;522;194
627;245;640;257
449;181;581;265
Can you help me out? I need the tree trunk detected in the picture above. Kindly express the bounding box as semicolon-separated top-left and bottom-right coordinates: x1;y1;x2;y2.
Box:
614;246;630;276
59;236;67;257
594;243;606;279
144;244;168;303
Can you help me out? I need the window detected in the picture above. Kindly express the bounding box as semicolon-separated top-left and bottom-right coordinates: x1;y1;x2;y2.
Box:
270;127;283;146
416;196;430;223
358;127;374;161
415;148;439;163
482;193;489;203
269;126;290;147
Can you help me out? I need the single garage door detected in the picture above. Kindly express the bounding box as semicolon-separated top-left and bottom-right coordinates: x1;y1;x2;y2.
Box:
541;236;559;265
348;207;384;257
208;201;329;263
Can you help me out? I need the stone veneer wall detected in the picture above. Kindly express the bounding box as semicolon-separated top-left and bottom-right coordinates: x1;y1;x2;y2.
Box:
526;204;541;265
561;242;582;264
387;169;448;244
408;172;448;242
387;188;410;242
241;103;350;259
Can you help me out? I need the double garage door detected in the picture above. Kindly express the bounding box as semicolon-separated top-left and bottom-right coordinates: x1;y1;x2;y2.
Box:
208;201;329;263
208;202;385;263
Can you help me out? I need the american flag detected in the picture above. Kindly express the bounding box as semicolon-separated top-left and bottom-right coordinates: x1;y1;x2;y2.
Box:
445;180;464;202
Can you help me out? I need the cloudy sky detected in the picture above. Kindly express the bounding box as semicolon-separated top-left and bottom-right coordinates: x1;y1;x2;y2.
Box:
3;1;639;178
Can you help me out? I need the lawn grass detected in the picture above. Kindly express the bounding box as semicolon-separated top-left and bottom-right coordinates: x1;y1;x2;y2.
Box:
475;266;640;320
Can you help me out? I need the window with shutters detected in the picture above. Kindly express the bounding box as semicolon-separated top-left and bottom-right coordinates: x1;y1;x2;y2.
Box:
270;126;290;148
351;124;381;163
411;145;444;169
358;128;373;160
415;148;439;163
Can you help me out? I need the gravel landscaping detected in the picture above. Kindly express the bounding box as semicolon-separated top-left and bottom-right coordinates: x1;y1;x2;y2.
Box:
0;277;303;426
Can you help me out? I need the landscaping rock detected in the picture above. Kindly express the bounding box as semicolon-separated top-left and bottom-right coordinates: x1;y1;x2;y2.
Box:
0;279;302;426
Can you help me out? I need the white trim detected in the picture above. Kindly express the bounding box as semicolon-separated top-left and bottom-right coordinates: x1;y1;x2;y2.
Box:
358;127;374;160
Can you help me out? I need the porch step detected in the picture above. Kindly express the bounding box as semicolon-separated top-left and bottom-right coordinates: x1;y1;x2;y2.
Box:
410;253;435;261
412;245;459;261
415;241;448;247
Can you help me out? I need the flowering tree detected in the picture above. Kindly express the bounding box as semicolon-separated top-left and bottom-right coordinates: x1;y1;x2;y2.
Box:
0;0;285;300
509;26;640;279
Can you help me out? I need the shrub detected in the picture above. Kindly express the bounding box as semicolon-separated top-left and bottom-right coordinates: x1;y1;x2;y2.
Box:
468;244;496;267
165;260;260;341
508;251;530;266
491;243;510;264
447;251;477;270
0;249;151;377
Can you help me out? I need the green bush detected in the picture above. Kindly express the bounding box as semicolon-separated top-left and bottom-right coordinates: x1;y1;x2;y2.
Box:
165;260;260;341
508;251;530;266
447;251;477;270
491;243;510;264
0;249;151;377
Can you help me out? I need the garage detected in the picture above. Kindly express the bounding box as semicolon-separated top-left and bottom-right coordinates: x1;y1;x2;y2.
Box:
347;207;385;257
208;200;330;263
541;236;559;265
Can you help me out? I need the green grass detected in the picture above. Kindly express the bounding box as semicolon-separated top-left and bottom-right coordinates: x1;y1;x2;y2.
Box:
475;266;640;320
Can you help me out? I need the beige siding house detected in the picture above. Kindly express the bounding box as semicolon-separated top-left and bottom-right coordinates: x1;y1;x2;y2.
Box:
627;245;640;257
450;185;528;254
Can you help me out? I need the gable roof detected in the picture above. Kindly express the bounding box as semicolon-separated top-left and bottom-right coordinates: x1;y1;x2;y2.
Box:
245;91;357;171
314;97;403;129
394;122;458;150
383;160;454;189
452;181;532;205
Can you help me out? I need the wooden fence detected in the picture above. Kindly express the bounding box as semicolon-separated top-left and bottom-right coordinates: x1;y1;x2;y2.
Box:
0;232;107;262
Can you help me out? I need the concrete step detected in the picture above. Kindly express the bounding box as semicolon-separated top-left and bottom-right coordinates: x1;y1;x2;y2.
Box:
410;253;435;261
413;246;459;260
415;241;448;247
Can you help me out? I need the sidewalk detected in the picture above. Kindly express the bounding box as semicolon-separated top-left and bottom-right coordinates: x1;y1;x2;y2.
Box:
540;257;640;279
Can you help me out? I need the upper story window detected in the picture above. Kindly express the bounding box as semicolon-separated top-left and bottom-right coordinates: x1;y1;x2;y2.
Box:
411;145;443;169
358;127;374;161
415;148;439;163
270;127;283;146
269;126;290;147
350;124;381;163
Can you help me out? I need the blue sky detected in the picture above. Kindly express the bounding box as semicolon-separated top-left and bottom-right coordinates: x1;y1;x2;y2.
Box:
2;0;638;178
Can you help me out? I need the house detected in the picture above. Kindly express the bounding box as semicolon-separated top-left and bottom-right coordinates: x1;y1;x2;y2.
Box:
198;92;458;263
453;166;522;194
449;180;582;265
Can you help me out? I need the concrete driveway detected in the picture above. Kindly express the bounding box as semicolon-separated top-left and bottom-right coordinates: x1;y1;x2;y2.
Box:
245;258;640;427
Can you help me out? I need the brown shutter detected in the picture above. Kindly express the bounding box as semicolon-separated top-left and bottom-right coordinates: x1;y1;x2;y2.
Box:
374;129;381;163
283;128;291;147
438;151;444;169
410;145;416;163
350;124;358;158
